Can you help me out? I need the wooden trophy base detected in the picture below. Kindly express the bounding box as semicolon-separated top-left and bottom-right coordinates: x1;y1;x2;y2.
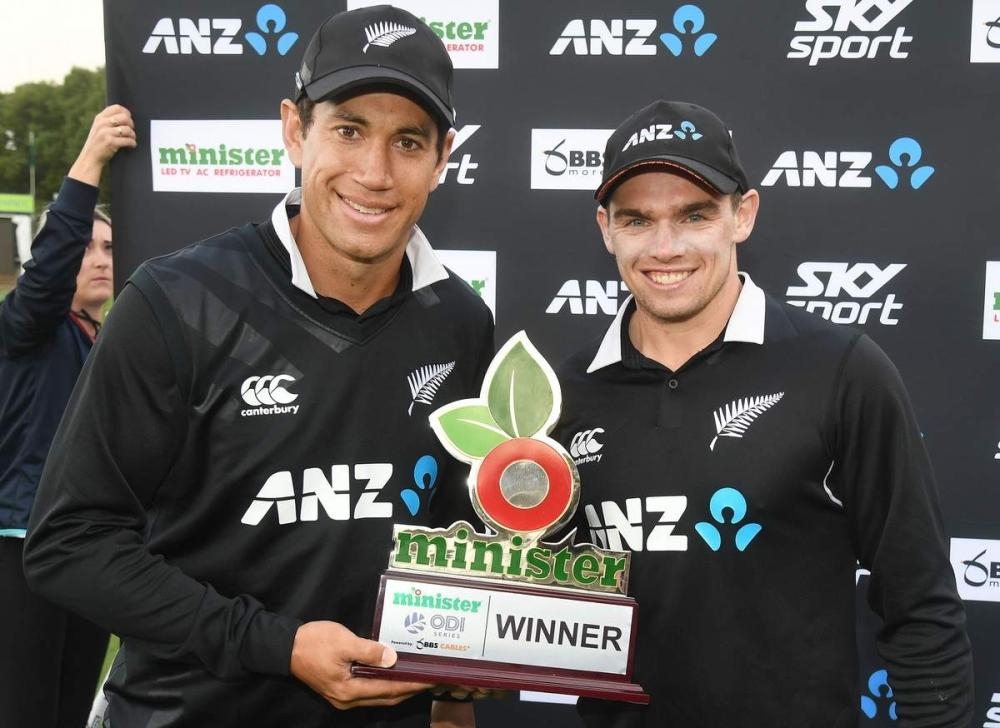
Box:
353;657;649;703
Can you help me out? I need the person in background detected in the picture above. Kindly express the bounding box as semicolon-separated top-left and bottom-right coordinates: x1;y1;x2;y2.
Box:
555;99;973;727
0;104;134;728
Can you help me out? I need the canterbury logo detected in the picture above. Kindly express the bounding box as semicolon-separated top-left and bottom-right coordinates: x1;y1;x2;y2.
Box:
363;22;416;53
569;428;605;463
407;362;455;415
710;392;784;451
240;375;300;417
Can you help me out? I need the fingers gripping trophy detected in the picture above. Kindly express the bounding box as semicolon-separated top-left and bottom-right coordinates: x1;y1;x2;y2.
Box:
354;333;649;703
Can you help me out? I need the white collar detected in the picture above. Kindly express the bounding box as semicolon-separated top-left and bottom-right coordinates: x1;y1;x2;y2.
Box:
269;188;449;299
586;272;766;373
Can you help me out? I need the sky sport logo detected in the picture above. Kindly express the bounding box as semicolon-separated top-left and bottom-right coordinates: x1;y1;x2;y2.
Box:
762;137;935;189
240;375;299;417
785;262;906;326
143;4;299;56
787;0;915;66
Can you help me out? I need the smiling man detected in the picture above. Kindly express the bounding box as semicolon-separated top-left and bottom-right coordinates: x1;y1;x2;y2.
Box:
24;6;493;728
554;100;973;726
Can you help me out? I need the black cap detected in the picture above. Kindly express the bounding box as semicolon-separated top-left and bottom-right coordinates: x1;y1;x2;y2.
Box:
295;5;455;127
596;100;749;205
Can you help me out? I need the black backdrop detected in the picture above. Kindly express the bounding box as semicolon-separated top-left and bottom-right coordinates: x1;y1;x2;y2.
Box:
105;1;1000;724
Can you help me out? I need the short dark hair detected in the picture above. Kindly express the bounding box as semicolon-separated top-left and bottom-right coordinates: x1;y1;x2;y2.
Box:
295;91;450;161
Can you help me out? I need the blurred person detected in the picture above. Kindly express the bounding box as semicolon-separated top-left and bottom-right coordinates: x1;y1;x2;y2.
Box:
0;104;134;728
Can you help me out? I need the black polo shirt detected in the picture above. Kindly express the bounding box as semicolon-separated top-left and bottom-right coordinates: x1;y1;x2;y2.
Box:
554;274;972;727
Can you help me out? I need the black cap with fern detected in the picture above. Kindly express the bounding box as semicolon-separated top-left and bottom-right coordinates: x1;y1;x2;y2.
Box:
294;5;456;127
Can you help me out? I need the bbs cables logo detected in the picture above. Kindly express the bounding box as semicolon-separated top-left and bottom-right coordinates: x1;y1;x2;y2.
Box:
240;374;299;417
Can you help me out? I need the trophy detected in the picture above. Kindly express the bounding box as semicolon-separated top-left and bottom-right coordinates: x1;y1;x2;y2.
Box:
353;333;648;703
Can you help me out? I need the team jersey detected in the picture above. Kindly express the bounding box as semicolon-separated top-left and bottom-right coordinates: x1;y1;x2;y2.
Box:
554;274;971;728
24;206;494;727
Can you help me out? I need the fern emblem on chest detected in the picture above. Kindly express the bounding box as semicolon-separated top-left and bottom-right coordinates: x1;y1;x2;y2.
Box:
710;392;784;451
408;362;456;415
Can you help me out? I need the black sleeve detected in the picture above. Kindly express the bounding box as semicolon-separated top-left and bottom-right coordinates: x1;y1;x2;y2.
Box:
23;280;301;679
828;334;973;726
0;178;96;357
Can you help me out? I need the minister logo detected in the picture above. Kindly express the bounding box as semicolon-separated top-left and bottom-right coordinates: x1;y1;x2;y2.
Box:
787;0;915;66
950;538;1000;602
143;4;298;56
435;250;497;318
971;0;1000;62
530;129;613;190
347;0;500;68
150;120;295;194
984;262;1000;340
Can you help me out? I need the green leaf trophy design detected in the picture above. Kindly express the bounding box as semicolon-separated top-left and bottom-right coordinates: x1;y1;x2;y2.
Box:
430;332;579;542
353;332;649;704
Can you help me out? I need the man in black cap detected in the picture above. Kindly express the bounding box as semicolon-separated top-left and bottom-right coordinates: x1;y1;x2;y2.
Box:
554;100;973;726
24;6;492;727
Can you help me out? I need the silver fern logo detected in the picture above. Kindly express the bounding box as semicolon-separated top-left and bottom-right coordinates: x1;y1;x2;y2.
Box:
407;362;456;415
363;22;417;53
710;392;785;451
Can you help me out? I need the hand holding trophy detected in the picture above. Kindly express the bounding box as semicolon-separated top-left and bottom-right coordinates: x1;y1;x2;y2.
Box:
353;333;648;704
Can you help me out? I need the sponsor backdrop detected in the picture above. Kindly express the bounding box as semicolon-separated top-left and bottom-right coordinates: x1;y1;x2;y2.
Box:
104;1;999;724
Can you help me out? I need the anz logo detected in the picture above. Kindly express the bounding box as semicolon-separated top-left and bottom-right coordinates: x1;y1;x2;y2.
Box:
546;280;629;315
584;496;688;552
860;669;897;721
242;454;440;525
550;4;718;57
241;463;393;526
762;137;935;189
694;488;762;552
143;4;299;56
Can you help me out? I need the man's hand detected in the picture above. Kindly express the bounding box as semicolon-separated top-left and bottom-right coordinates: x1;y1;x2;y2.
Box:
431;699;476;727
67;104;137;186
290;621;432;710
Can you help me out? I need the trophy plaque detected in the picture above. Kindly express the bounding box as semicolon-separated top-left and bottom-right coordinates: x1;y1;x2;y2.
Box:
353;333;648;703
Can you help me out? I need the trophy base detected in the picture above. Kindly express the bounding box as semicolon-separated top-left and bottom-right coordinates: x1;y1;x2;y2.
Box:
352;656;649;704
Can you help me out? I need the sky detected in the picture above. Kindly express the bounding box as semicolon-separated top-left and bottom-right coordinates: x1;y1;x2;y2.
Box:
0;0;105;93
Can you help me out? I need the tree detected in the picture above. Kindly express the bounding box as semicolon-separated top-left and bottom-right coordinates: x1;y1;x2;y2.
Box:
0;68;107;218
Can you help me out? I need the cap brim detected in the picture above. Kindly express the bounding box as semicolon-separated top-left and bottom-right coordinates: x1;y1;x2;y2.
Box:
304;66;454;127
596;157;740;204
